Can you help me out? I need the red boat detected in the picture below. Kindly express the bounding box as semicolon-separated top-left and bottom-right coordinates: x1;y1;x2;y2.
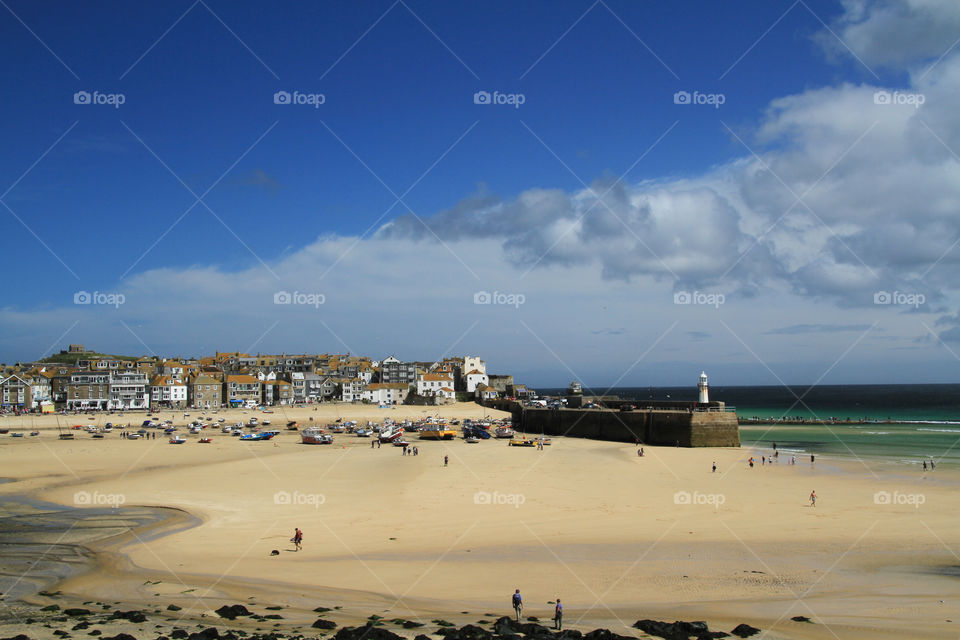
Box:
198;437;213;443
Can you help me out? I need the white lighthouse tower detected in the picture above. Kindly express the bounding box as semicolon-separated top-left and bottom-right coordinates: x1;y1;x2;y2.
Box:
698;371;709;404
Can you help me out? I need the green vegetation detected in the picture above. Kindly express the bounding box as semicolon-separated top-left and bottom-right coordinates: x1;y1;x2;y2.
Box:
39;352;143;365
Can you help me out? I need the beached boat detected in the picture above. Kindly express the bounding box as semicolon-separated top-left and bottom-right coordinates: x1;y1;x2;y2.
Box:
392;438;409;447
379;424;405;443
509;438;536;447
465;436;479;444
198;437;212;444
127;433;141;440
30;431;39;436
495;427;515;439
248;418;258;427
355;428;372;437
301;427;333;445
328;424;345;433
11;432;24;438
169;434;186;444
418;424;457;440
92;433;104;439
286;421;299;431
240;432;275;441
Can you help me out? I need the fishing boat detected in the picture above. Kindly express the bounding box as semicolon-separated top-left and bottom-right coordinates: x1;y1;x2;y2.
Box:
509;437;536;447
198;437;213;444
494;426;515;439
30;431;39;436
286;421;300;431
127;433;141;440
465;436;479;444
11;432;24;438
240;432;275;441
418;424;457;440
355;428;372;437
301;427;333;445
262;419;271;426
169;434;186;444
378;424;405;443
328;423;345;433
392;438;409;447
189;425;202;434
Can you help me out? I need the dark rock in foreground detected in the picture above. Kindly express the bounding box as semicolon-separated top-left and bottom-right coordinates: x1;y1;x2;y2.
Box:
312;619;338;630
634;619;730;640
64;609;91;617
214;605;251;620
334;623;404;640
730;624;760;638
110;611;147;623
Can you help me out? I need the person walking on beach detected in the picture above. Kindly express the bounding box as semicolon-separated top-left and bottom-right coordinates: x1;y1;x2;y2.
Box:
444;455;449;467
554;599;563;630
511;589;523;621
293;527;303;551
809;490;817;507
810;454;815;464
749;457;754;468
712;461;716;473
922;460;927;471
931;459;936;470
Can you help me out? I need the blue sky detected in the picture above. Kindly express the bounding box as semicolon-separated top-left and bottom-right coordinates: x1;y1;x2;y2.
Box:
2;0;960;387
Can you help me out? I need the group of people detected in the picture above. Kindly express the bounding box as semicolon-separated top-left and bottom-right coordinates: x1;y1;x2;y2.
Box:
292;527;303;551
120;430;154;439
512;589;563;630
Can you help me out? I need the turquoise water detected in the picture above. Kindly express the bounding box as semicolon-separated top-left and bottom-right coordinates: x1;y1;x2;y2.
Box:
536;384;960;465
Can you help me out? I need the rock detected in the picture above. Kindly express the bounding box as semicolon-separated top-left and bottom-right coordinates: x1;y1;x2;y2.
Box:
0;635;32;640
171;631;188;639
110;611;147;623
167;605;182;612
53;632;70;638
64;609;92;617
730;624;760;638
312;619;337;630
790;616;811;623
88;632;102;637
41;604;61;612
101;635;138;640
214;605;251;620
71;623;90;631
633;619;726;640
414;635;432;640
401;621;423;629
187;629;220;640
333;623;404;640
556;631;582;640
313;607;333;613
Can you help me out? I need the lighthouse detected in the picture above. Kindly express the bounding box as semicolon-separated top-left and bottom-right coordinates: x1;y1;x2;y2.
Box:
698;372;709;404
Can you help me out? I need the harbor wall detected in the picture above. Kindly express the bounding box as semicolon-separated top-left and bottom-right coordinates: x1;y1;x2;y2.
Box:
481;400;740;447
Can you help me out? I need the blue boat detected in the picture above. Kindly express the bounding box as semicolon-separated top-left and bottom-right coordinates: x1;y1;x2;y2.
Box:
240;432;275;441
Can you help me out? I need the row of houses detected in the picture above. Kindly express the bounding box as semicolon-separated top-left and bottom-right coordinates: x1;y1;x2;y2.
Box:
0;346;530;411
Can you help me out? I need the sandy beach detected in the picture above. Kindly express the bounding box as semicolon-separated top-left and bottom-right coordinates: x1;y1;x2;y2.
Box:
1;403;958;639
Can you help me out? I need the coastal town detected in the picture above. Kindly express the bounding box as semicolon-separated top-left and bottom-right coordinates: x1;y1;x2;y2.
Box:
0;344;532;413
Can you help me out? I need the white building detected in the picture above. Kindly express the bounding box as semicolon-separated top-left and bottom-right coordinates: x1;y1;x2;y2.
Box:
698;372;709;404
340;379;366;402
464;369;489;393
361;383;410;405
109;372;150;410
150;375;187;409
417;373;455;397
463;356;485;375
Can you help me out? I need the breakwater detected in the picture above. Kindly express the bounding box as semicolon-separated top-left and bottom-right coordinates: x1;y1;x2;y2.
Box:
481;400;740;447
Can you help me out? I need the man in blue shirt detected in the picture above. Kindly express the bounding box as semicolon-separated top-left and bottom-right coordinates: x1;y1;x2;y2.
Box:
512;589;522;620
554;599;563;630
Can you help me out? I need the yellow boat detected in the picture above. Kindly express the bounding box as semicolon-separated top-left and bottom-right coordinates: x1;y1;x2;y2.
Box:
418;424;457;440
509;438;536;447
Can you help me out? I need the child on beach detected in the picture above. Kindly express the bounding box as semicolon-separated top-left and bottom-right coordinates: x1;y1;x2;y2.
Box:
809;490;817;507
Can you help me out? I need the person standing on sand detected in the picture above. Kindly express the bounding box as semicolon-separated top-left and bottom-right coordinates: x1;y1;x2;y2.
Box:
810;454;815;464
809;490;817;507
293;527;303;551
712;461;716;473
512;589;523;621
444;455;449;467
554;599;563;630
749;457;754;468
922;460;927;471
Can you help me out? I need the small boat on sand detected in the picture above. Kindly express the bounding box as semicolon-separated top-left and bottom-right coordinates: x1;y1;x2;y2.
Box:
198;437;212;444
169;434;186;444
286;421;299;431
240;431;275;441
509;438;536;447
301;427;332;445
495;427;515;439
